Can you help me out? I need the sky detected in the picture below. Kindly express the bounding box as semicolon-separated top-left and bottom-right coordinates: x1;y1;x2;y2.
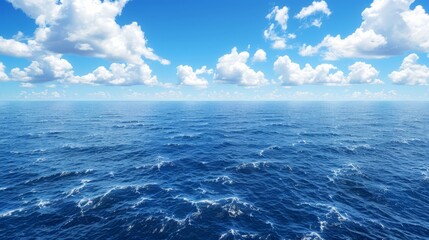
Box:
0;0;429;101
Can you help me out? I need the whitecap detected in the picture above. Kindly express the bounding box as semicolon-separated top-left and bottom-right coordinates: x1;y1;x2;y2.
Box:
344;143;373;152
132;197;151;208
422;168;429;181
152;161;175;170
35;157;46;162
31;148;47;153
302;232;324;240
326;206;349;222
37;199;50;208
329;163;363;182
206;175;234;185
293;139;308;146
319;219;328;231
236;161;271;171
66;179;91;197
258;145;280;156
0;208;23;217
77;197;94;213
219;229;259;240
219;229;240;240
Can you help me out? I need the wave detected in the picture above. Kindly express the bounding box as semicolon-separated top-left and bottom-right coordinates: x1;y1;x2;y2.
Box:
233;161;274;174
134;159;176;171
205;175;234;185
25;169;94;185
20;131;65;139
298;132;340;137
76;184;165;213
299;202;350;234
0;208;24;218
176;196;259;220
422;167;429;181
302;232;324;240
388;138;425;145
169;133;202;140
37;199;50;208
258;145;280;156
65;179;91;197
219;229;263;240
328;163;364;182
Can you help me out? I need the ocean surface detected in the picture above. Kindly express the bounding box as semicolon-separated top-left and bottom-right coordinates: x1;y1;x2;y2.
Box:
0;101;428;240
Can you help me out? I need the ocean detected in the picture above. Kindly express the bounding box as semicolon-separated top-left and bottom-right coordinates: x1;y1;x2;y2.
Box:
0;101;428;239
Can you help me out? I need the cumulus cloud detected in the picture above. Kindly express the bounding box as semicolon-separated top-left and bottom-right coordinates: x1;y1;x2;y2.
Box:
300;29;387;59
351;90;397;99
5;0;168;65
0;37;34;57
176;65;212;88
10;55;73;82
215;47;268;87
274;55;346;85
0;63;8;81
19;89;63;99
347;62;383;84
295;1;331;28
69;62;158;86
20;82;34;88
266;6;288;30
7;0;61;25
296;1;331;18
273;55;381;85
252;49;267;62
0;0;168;86
300;0;429;59
88;91;111;98
389;53;429;85
264;6;289;49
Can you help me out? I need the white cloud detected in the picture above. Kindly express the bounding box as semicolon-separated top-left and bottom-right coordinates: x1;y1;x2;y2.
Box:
215;47;268;87
274;55;346;85
88;91;111;98
389;53;429;85
7;0;61;25
0;37;34;57
351;90;397;99
0;63;8;81
311;19;322;28
266;6;288;30
70;62;158;86
273;55;381;85
176;65;212;88
20;82;34;88
300;0;429;59
252;49;267;62
264;24;287;50
0;0;169;86
347;62;383;84
19;89;63;99
300;28;387;59
10;55;73;82
295;1;331;28
264;6;289;50
295;1;331;19
5;0;169;65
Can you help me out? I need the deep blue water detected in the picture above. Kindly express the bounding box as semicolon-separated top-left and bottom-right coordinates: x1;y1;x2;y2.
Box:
0;101;428;240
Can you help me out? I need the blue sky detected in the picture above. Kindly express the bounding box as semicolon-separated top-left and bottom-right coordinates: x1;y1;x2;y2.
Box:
0;0;428;100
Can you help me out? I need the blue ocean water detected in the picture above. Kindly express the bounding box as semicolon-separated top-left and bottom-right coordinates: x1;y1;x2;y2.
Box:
0;101;428;240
